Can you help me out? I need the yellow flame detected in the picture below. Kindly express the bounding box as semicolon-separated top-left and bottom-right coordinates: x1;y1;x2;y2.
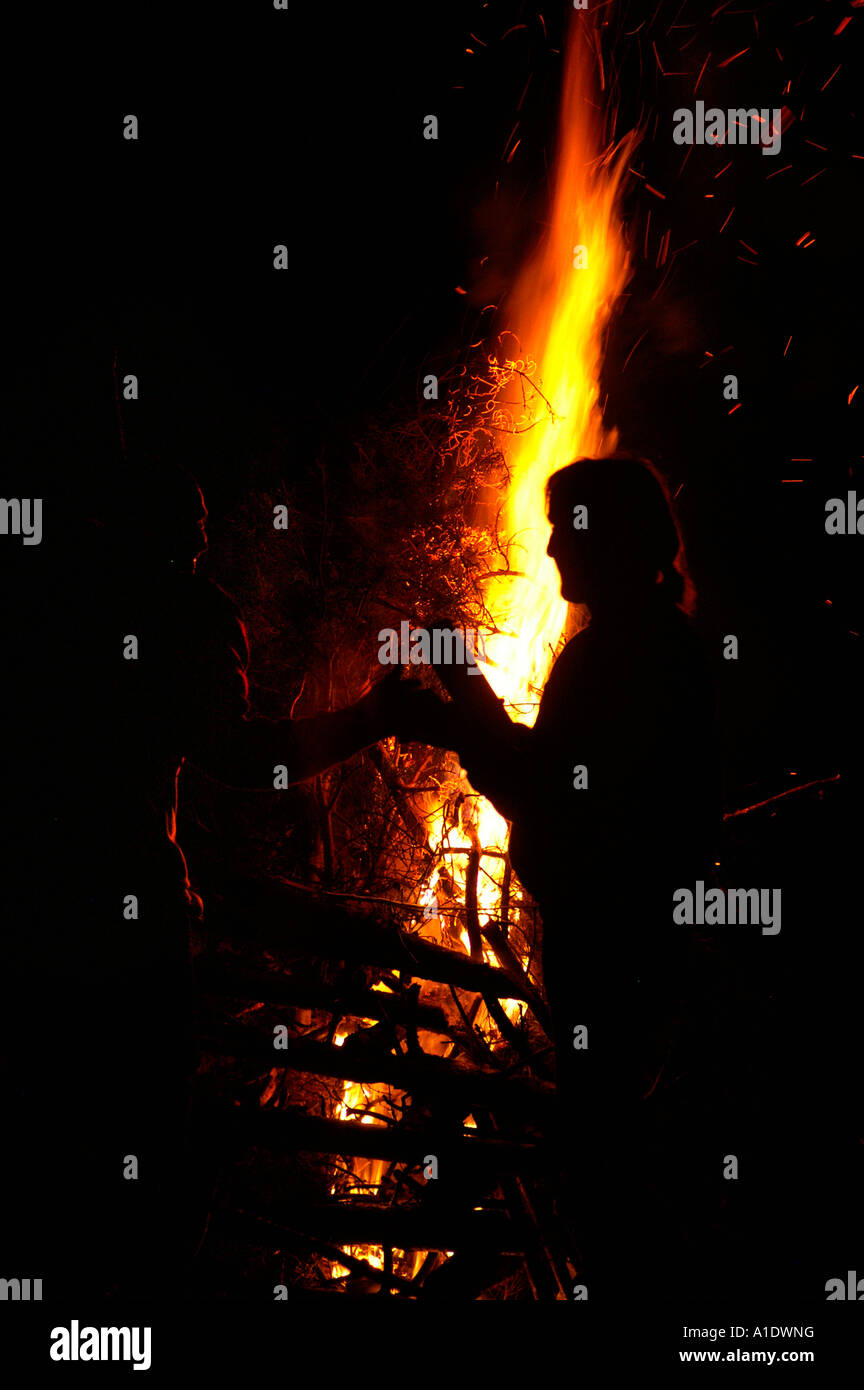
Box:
482;24;638;719
330;1247;426;1282
331;1029;399;1198
330;19;637;1283
418;22;638;915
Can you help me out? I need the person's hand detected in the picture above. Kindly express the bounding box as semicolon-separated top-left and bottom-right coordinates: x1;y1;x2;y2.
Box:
360;668;461;747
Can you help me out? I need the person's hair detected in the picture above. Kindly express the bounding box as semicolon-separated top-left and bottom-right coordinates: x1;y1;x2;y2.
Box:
545;452;694;612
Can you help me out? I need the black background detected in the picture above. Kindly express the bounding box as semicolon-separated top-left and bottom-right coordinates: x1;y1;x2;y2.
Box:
3;0;862;803
0;0;862;1351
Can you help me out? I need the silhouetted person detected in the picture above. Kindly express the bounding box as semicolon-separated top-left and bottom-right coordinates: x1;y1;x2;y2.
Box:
413;455;721;1295
0;456;423;1300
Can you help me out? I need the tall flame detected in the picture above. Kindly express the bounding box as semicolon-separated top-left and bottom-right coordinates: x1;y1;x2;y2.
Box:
481;21;638;717
420;19;639;930
329;18;639;1286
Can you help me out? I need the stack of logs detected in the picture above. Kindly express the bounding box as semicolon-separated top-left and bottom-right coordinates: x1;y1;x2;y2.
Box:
193;879;574;1300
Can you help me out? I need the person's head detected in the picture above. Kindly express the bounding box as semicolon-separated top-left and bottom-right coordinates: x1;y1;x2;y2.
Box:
545;453;691;616
95;455;209;575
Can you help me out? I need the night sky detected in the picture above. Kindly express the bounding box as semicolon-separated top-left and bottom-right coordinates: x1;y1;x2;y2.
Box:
5;0;861;810
0;0;862;1354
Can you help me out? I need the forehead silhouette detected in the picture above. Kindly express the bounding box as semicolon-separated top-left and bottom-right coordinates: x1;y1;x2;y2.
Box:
547;456;678;546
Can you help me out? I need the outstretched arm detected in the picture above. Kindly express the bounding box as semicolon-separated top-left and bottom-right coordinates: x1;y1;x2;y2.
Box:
194;681;401;788
179;585;542;799
186;644;436;788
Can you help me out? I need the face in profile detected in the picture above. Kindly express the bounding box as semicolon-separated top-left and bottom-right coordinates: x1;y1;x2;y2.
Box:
546;504;603;606
187;492;209;572
544;455;684;615
546;497;661;612
152;480;209;573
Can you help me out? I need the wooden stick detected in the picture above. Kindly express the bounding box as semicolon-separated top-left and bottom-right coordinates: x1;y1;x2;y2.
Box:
235;1199;521;1253
200;1102;553;1176
215;887;537;1004
205;1026;556;1117
196;957;452;1036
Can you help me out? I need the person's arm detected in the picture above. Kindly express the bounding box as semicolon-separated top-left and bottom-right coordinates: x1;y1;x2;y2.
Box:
181;591;449;787
180;583;542;797
200;685;398;788
455;720;537;822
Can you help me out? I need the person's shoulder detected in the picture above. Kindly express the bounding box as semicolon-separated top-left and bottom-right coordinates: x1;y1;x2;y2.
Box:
671;607;711;661
535;629;591;718
553;626;593;670
171;575;249;656
172;573;242;622
663;608;716;695
200;576;244;624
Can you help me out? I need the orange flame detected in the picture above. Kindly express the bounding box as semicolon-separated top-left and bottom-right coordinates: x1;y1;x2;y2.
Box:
421;19;639;926
482;22;638;718
331;17;638;1285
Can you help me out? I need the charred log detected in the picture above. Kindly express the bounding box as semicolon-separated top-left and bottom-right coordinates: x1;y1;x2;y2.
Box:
204;1025;556;1119
200;1101;553;1177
